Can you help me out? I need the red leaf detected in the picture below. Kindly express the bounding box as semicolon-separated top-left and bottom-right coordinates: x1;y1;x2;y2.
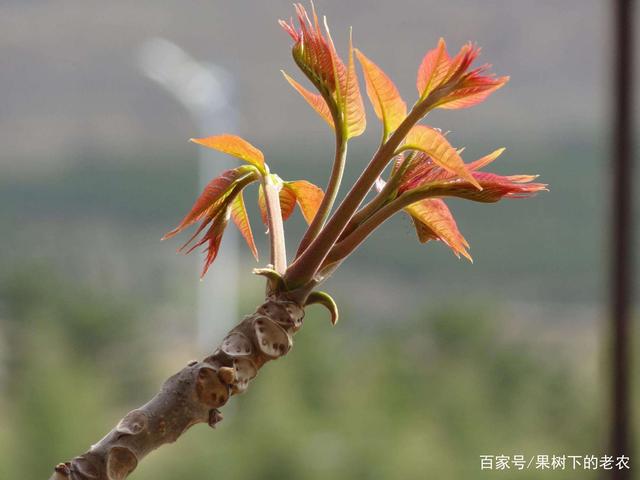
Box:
436;72;509;110
285;180;325;225
426;172;547;203
230;192;258;261
280;4;336;92
198;211;230;278
356;49;406;134
176;207;230;278
445;43;480;83
162;168;244;240
281;4;366;137
398;148;505;192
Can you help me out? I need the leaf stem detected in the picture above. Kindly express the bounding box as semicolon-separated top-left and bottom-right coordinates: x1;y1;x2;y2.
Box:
339;152;415;241
262;175;287;274
285;96;438;287
323;182;443;265
296;134;347;257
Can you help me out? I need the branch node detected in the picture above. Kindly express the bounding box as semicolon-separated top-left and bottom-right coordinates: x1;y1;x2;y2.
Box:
53;463;71;477
116;410;148;437
196;365;231;407
217;366;236;385
208;409;224;428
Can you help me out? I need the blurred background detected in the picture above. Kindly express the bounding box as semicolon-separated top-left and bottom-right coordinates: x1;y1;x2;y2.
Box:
0;1;638;479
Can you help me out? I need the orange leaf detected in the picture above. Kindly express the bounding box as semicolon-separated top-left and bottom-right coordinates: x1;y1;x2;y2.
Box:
230;192;258;261
416;38;451;99
405;198;471;261
285;180;325;225
282;71;335;128
279;185;297;221
258;183;297;224
467;148;506;171
342;30;366;138
257;184;267;224
323;20;366;138
162;168;244;240
355;49;406;135
190;134;265;172
401;126;481;189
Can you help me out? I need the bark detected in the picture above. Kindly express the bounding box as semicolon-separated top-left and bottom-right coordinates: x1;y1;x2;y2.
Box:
49;295;305;480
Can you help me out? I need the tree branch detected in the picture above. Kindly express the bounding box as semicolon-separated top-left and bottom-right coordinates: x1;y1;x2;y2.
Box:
49;296;306;480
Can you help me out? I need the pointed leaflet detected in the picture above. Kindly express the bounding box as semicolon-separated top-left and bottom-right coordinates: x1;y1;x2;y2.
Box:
190;135;266;173
417;172;547;203
398;148;505;191
282;71;335;128
285;180;325;225
436;71;509;110
468;148;506;171
199;209;230;278
177;207;230;278
280;4;336;92
405;199;471;261
417;38;451;99
355;49;407;135
323;19;366;138
342;29;366;138
230;191;258;261
417;40;508;109
396;150;545;202
444;42;479;83
163;167;248;240
305;291;339;325
278;186;298;221
258;183;297;224
281;5;365;137
400;126;481;190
